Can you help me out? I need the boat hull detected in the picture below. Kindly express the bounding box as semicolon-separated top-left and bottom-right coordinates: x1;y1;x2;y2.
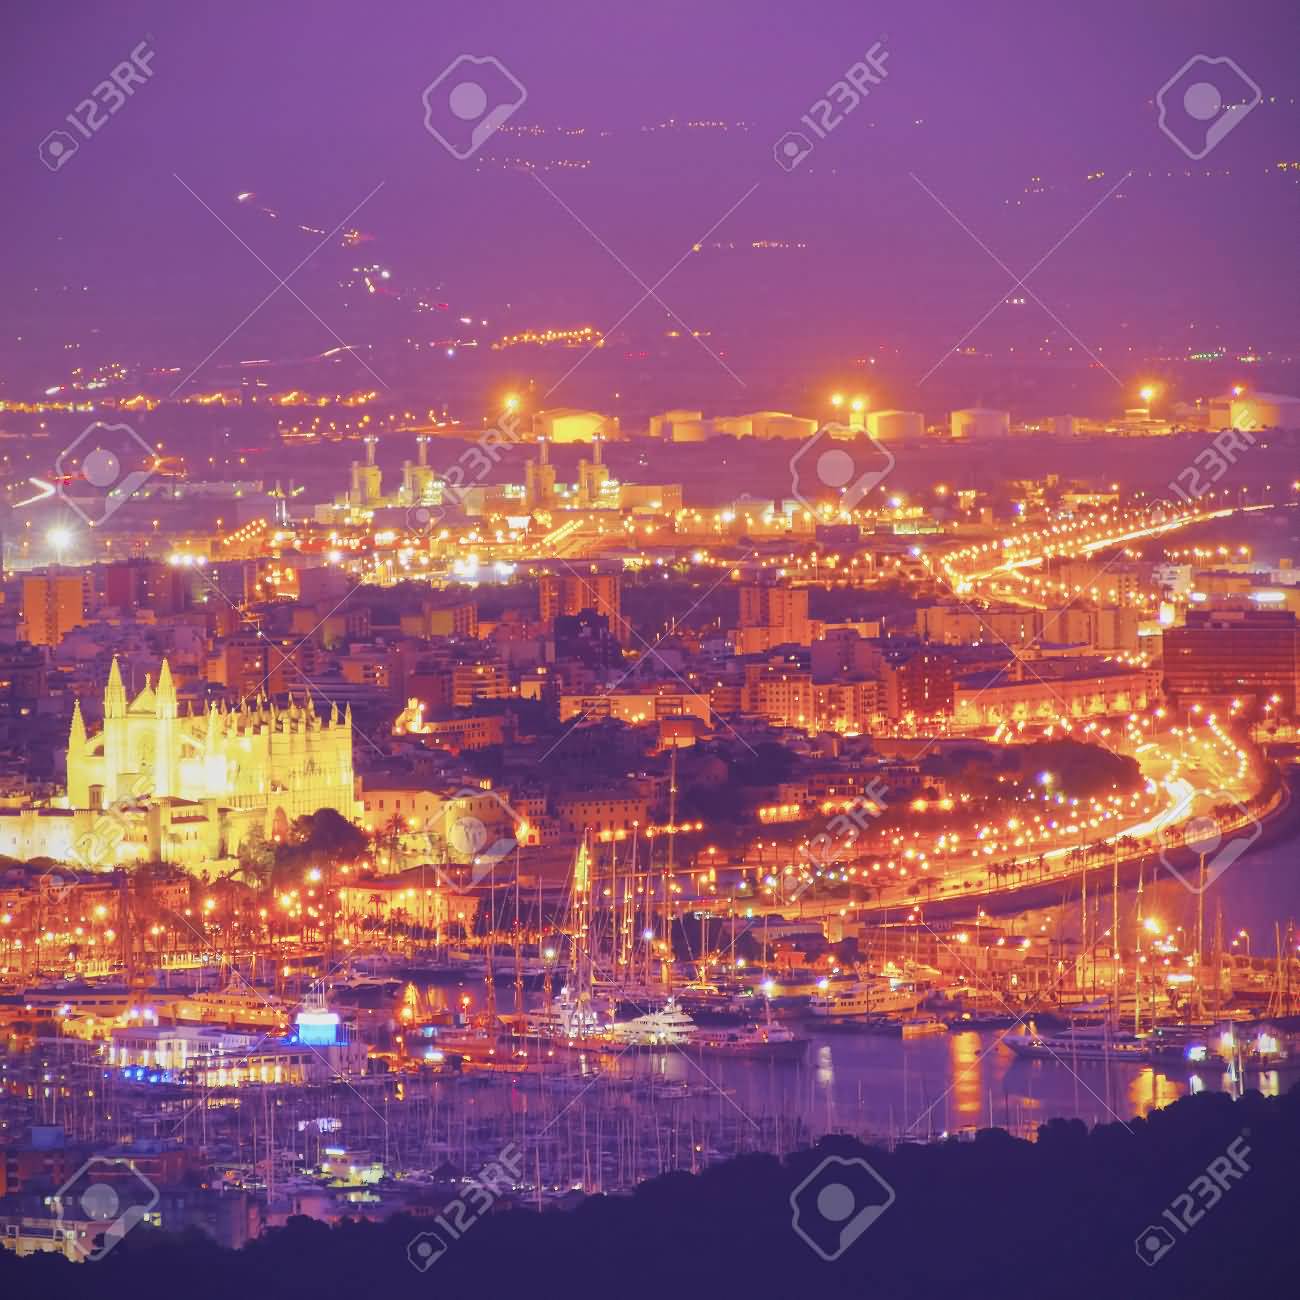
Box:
694;1036;808;1059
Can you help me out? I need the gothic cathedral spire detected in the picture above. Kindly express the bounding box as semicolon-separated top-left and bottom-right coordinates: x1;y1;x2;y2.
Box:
105;656;127;720
156;657;178;719
69;698;86;751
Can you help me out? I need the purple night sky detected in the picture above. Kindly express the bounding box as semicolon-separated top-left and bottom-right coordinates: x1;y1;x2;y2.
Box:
1;1;1297;414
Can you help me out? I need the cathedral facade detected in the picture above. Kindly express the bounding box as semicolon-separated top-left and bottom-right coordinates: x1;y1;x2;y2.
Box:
37;657;359;866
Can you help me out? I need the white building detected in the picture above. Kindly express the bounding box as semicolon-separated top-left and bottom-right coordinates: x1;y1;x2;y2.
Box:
744;411;819;440
648;409;703;439
866;410;924;441
950;408;1010;439
534;409;614;442
1216;391;1300;432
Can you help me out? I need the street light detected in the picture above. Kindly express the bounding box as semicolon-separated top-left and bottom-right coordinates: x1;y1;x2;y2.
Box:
47;526;73;563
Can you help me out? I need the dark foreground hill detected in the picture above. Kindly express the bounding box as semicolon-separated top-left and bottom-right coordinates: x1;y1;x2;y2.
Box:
5;1085;1297;1300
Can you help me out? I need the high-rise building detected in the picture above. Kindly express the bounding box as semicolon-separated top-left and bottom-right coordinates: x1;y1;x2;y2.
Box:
0;643;47;718
538;571;627;644
882;651;955;719
741;661;815;729
211;634;319;700
736;586;811;650
554;610;624;669
21;574;86;647
1163;609;1298;716
104;560;191;616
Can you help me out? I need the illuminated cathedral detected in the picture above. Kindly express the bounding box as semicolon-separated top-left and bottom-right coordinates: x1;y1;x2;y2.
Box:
34;657;359;867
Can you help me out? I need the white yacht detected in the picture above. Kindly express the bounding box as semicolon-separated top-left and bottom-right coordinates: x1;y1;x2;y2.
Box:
517;988;610;1046
809;979;924;1018
1003;1028;1149;1063
608;998;697;1046
694;1020;807;1058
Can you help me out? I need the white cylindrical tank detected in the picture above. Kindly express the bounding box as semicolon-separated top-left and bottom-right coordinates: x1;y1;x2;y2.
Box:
950;408;1011;439
1230;394;1300;431
866;410;924;441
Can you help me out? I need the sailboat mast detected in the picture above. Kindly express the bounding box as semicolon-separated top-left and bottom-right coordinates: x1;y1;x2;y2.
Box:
663;747;678;991
610;836;619;984
573;833;591;1011
623;829;638;975
1133;859;1143;1036
1111;840;1119;1021
540;866;552;1015
484;857;496;1021
514;842;524;1017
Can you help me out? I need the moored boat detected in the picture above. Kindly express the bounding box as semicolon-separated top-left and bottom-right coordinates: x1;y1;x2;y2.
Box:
694;1018;807;1058
901;1015;948;1038
608;997;696;1047
809;978;925;1019
1003;1027;1150;1063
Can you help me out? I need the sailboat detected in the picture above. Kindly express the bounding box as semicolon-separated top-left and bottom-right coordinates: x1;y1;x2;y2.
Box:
512;834;702;1050
512;836;620;1049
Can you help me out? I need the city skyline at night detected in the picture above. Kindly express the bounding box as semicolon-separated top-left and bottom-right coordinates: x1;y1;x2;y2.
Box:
1;3;1298;1297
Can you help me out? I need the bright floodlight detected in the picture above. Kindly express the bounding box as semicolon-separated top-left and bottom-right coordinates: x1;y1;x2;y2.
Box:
1139;385;1156;403
47;526;73;551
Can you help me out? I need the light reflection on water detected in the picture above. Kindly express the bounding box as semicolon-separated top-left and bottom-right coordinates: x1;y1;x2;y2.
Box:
406;947;1297;1140
407;979;1265;1138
